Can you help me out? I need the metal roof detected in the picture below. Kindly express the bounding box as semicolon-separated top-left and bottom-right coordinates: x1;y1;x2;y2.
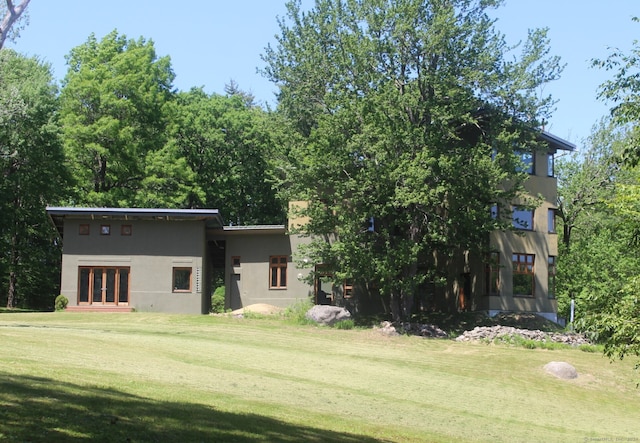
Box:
540;131;576;151
46;206;224;237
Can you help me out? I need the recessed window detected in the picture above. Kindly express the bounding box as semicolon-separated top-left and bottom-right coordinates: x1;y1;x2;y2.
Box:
232;256;241;267
515;150;534;174
100;225;111;235
485;252;500;296
173;267;192;292
269;256;288;289
121;225;132;236
548;209;556;233
79;224;90;235
547;153;555;177
490;204;499;220
513;253;535;297
512;207;533;230
548;256;556;299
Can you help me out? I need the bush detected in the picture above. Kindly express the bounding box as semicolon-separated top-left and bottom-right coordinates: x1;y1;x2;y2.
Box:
210;287;226;314
283;298;315;325
332;319;355;330
54;295;68;312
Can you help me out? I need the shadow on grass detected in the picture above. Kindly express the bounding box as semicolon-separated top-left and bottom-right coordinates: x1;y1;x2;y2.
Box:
0;373;385;443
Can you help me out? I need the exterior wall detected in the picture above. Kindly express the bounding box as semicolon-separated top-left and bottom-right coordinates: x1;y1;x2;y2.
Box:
60;219;207;314
208;230;312;309
476;150;559;318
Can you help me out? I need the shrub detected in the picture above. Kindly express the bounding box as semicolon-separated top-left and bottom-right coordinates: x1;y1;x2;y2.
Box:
332;319;355;330
54;295;68;312
283;298;315;325
210;287;226;314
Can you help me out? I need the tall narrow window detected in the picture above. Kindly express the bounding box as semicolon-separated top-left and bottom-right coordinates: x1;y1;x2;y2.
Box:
548;256;556;299
269;256;288;289
173;268;192;292
512;253;535;297
547;153;555;177
548;209;556;233
512;207;534;230
485;252;500;296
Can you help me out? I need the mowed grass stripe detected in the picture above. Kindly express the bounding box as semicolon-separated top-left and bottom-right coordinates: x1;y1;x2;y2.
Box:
0;312;638;442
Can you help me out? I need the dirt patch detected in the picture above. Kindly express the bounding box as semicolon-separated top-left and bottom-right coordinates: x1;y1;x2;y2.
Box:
230;304;284;316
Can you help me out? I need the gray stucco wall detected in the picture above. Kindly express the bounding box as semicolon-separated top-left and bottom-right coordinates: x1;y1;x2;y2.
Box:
60;219;207;314
208;230;312;309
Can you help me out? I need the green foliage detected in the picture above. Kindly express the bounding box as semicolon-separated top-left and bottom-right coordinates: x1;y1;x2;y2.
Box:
54;295;68;312
263;0;563;319
210;286;226;314
282;298;314;325
0;50;68;309
59;30;175;207
332;319;355;330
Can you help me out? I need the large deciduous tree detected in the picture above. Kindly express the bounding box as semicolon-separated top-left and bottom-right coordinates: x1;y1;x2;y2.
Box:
59;30;175;207
0;50;68;309
263;0;562;319
168;87;285;224
0;0;30;50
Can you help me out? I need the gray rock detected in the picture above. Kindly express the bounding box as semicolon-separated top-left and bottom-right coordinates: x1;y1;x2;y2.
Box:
305;305;351;326
544;361;578;379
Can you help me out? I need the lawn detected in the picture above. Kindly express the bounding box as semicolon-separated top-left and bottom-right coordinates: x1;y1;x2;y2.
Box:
0;312;638;442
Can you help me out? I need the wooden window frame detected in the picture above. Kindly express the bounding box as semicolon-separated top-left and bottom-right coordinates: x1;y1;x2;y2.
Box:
512;253;535;297
79;224;90;235
121;224;132;236
78;266;130;305
100;224;111;235
269;255;288;289
172;267;192;293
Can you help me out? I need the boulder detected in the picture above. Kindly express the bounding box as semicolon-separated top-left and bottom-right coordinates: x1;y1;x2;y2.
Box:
305;305;351;326
544;361;578;380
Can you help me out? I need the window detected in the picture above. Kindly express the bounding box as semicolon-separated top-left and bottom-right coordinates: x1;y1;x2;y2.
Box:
100;225;111;235
232;256;241;267
269;256;288;289
173;267;192;292
78;267;129;305
516;150;534;174
547;153;555;177
121;224;132;236
512;207;534;230
490;204;499;220
485;252;500;296
548;256;556;299
512;253;535;297
548;209;556;233
79;224;90;235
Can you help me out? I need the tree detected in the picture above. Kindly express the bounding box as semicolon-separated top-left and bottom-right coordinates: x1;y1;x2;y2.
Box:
0;50;68;309
169;87;285;224
0;0;30;50
262;0;563;319
59;30;175;207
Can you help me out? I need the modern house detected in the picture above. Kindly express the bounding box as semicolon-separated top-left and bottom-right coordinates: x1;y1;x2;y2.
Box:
47;131;574;319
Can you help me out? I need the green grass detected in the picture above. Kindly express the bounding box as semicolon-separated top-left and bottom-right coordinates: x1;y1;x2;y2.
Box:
0;312;638;442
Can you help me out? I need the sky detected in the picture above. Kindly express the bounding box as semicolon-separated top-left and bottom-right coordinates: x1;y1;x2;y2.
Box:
6;1;640;148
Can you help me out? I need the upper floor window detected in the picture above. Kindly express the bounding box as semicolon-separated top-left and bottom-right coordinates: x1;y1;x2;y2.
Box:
515;150;534;174
547;153;555;177
512;207;533;230
548;209;556;233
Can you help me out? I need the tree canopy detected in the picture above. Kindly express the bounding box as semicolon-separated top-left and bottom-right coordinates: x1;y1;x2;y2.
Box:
263;0;563;319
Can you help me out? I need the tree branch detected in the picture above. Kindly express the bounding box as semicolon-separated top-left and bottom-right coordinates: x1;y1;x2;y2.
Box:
0;0;30;50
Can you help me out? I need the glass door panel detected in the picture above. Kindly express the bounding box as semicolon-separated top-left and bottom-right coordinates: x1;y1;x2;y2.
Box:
105;269;116;303
93;269;103;303
79;268;90;303
118;269;129;303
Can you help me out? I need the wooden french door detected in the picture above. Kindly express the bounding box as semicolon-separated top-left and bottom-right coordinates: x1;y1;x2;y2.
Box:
79;267;129;305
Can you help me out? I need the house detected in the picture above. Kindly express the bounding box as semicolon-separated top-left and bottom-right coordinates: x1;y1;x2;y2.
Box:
47;131;574;319
46;207;311;314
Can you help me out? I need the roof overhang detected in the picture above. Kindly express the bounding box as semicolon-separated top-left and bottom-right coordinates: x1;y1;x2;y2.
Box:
46;206;224;238
219;225;287;235
540;131;576;152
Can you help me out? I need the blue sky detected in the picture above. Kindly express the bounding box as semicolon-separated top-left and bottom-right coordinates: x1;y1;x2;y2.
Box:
7;1;639;148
